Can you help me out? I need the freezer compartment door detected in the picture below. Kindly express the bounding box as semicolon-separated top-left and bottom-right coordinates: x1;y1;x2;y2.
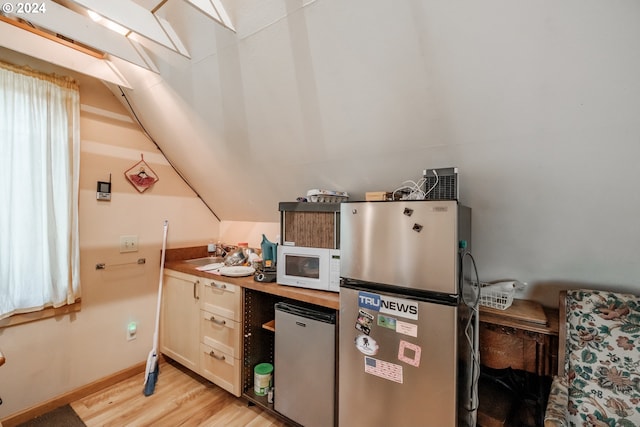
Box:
340;200;465;294
339;286;461;427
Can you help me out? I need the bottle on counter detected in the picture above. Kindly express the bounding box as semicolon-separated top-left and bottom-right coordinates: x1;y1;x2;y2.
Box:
207;241;216;257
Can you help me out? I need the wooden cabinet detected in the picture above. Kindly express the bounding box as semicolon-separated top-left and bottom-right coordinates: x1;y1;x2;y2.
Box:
477;299;559;427
200;309;241;358
478;300;558;377
161;257;339;426
160;270;243;397
160;270;201;372
199;278;242;396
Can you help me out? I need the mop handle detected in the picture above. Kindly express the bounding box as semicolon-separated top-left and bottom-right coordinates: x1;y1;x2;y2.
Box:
152;220;169;350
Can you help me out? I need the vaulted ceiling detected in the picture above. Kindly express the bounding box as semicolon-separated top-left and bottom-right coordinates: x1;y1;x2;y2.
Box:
3;0;447;222
0;0;234;86
2;0;640;237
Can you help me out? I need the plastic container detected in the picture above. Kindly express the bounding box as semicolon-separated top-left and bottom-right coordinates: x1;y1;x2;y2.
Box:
479;282;515;310
306;189;349;203
254;363;273;396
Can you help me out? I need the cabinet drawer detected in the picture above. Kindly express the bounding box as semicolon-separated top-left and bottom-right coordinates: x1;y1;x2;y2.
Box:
479;324;526;371
201;279;241;321
479;322;553;374
200;310;241;358
200;343;241;397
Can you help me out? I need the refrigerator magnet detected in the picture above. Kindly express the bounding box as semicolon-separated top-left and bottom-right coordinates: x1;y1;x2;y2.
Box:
398;340;422;367
377;314;397;330
364;356;403;384
355;334;379;356
355;310;374;335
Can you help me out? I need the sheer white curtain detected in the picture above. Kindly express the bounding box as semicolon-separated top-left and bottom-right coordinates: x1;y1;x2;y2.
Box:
0;61;81;319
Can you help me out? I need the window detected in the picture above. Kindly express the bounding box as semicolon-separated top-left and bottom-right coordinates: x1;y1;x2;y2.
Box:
0;60;81;321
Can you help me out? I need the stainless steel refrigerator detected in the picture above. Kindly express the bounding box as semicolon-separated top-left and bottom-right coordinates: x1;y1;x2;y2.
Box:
339;200;478;427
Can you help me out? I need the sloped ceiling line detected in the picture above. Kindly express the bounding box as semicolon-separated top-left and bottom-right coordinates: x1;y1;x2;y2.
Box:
117;85;222;221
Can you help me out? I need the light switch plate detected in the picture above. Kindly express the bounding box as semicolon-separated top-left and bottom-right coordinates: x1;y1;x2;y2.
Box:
120;235;138;253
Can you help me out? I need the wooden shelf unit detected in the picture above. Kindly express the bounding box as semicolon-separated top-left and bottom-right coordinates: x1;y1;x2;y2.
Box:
242;288;304;427
262;319;275;332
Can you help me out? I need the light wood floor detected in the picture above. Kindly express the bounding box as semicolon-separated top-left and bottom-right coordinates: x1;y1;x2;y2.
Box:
71;360;290;427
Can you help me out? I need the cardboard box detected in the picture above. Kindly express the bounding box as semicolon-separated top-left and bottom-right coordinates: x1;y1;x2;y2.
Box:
365;192;391;201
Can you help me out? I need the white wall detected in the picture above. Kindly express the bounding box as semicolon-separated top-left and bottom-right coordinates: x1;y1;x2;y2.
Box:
105;0;640;305
220;221;280;249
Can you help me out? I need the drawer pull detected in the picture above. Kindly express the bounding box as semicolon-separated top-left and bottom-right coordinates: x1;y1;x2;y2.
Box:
193;280;200;300
210;281;227;290
208;316;226;326
209;350;226;361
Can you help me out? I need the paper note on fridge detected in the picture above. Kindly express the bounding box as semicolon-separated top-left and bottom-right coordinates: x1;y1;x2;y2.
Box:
358;291;418;320
395;320;418;337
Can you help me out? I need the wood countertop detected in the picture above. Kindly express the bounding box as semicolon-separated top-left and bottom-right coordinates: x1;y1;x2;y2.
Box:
164;259;340;310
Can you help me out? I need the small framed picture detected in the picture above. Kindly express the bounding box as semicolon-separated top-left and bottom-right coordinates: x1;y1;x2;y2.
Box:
125;154;158;193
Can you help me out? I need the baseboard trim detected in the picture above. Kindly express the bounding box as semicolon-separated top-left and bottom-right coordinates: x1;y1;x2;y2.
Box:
1;360;147;427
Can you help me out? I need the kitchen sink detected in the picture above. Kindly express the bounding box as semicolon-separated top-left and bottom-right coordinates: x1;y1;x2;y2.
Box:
183;257;225;267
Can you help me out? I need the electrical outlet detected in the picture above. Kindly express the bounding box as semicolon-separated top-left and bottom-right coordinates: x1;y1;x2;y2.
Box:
127;321;137;341
119;235;138;253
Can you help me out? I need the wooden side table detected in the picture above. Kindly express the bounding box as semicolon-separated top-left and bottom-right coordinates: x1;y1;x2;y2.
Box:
477;299;559;427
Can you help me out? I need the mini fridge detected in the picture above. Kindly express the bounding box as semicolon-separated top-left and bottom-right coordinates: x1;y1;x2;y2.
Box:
274;302;337;427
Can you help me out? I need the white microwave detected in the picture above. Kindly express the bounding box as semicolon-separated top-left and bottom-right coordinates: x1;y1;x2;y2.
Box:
277;245;340;293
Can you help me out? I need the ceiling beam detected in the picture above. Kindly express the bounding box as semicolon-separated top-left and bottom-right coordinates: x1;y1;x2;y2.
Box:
0;15;103;58
210;0;235;32
155;15;189;57
68;0;190;57
5;1;158;72
0;18;132;88
184;0;220;22
184;0;235;32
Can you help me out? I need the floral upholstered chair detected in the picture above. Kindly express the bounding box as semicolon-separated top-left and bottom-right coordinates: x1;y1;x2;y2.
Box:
544;289;640;426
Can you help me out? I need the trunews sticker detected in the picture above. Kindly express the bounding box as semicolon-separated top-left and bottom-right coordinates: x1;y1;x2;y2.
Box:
358;291;418;320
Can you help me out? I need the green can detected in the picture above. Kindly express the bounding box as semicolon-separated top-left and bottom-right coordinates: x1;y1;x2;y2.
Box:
254;363;273;396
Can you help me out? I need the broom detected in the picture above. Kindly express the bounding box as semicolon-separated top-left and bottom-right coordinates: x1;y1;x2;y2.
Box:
144;220;168;396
